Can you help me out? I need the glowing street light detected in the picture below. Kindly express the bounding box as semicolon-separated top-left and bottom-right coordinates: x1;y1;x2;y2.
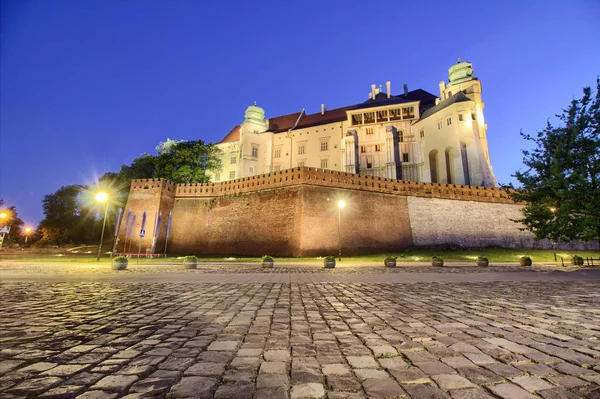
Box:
338;200;346;261
96;192;109;261
0;212;7;220
24;227;32;243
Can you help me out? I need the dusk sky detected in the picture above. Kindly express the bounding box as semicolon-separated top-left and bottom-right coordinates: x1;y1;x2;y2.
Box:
1;0;599;227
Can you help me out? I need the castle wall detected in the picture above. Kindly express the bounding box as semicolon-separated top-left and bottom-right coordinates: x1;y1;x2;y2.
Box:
119;167;597;256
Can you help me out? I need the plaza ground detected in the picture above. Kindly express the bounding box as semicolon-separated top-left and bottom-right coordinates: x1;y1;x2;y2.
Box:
0;261;599;398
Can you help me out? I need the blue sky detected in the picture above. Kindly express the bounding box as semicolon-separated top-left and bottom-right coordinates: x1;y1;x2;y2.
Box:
1;0;599;226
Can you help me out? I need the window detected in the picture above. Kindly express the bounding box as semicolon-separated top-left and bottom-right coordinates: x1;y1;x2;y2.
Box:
251;146;258;158
420;130;425;138
360;145;366;153
471;113;476;121
229;171;235;180
273;164;281;172
215;173;220;181
366;156;372;169
447;118;452;126
375;144;381;152
230;153;237;164
298;143;306;155
321;158;328;168
403;153;409;162
298;160;305;167
249;166;254;174
399;131;404;142
437;122;442;130
448;91;452;97
320;141;328;151
458;114;464;121
366;127;374;135
274;148;281;158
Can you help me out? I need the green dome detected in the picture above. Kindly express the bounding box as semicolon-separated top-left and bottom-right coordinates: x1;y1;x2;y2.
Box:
448;60;475;86
244;102;266;126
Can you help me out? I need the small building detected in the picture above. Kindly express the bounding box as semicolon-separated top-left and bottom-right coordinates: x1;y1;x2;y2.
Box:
212;60;497;188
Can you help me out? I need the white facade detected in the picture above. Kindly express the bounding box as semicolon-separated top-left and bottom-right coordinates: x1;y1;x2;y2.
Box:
212;61;498;187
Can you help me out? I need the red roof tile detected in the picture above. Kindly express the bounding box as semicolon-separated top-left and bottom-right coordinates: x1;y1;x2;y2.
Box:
217;125;240;144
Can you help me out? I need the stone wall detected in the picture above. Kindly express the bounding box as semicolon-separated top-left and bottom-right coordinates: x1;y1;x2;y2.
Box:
407;197;597;250
119;168;597;256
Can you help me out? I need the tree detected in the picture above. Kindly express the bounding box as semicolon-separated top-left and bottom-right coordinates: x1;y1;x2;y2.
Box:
154;139;221;183
37;185;102;245
0;199;25;245
511;79;600;247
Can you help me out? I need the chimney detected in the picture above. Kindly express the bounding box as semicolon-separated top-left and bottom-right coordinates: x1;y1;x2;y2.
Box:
439;81;446;99
403;84;408;97
371;84;376;100
386;81;391;99
321;104;326;115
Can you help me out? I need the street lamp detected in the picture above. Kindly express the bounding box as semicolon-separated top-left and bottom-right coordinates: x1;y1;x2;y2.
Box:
337;200;346;261
24;227;32;243
96;192;109;261
550;207;557;261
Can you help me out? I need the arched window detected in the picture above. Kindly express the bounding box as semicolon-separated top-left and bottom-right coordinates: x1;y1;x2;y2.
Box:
460;142;471;186
429;150;439;183
445;148;454;184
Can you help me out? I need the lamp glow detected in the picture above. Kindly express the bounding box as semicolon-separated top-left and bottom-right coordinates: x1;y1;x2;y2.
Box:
96;192;108;203
338;200;346;209
0;212;7;219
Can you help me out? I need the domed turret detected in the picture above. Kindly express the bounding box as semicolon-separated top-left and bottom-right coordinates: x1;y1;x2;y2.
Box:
244;102;267;128
448;58;476;86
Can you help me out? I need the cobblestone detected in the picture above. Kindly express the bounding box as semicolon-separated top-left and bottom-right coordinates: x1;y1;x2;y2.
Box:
0;262;599;398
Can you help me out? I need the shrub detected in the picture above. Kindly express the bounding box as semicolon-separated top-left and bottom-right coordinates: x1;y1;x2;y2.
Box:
262;255;273;261
324;255;336;261
183;255;197;261
113;255;128;262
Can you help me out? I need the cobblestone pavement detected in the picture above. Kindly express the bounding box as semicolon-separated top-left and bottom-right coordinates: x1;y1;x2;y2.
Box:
1;263;599;398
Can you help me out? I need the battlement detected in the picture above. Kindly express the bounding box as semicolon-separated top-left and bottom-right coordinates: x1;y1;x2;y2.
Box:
130;178;177;192
170;167;515;204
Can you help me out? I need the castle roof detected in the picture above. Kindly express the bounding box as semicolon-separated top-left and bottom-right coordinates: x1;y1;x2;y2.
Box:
418;91;472;121
217;88;438;141
217;125;240;144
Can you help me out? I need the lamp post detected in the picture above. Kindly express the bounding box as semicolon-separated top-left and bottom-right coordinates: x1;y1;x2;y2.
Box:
24;227;32;243
337;200;346;261
96;192;109;261
550;207;557;261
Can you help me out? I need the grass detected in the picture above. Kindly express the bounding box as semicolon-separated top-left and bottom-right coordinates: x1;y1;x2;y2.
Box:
1;246;597;264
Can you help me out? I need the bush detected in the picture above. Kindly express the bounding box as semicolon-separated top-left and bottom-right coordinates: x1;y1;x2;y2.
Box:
113;255;128;262
183;255;197;261
324;255;336;261
262;255;273;261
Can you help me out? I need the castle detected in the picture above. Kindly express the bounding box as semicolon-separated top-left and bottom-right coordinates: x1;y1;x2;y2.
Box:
213;59;497;188
117;61;594;256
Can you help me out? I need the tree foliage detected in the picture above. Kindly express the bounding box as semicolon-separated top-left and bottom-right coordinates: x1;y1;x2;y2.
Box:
0;199;25;245
37;185;103;245
511;79;600;246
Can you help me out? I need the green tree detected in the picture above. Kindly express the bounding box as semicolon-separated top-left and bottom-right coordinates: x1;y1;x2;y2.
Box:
37;185;102;245
511;79;600;247
154;139;221;183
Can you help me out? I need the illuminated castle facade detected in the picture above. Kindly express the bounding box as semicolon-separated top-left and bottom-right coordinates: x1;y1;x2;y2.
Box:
212;60;498;188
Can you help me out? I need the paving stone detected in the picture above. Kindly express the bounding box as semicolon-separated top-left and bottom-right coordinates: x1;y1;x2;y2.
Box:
264;350;291;362
346;356;379;369
441;356;477;369
38;384;85;398
457;367;504;385
91;375;139;392
291;368;324;384
0;360;25;375
260;361;287;374
290;383;326;399
403;383;451;398
214;380;255;399
184;362;226;376
322;364;351;376
415;361;456;375
8;376;63;395
487;382;538;399
389;368;431;384
362;378;406;398
510;375;555;392
166;376;218;398
207;341;238;351
157;356;195;370
327;392;366;399
129;377;174;395
254;386;289;399
546;374;588;388
40;364;90;377
448;388;496;399
325;375;362;392
537;387;583;399
76;391;119;399
431;374;478;390
257;373;289;389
